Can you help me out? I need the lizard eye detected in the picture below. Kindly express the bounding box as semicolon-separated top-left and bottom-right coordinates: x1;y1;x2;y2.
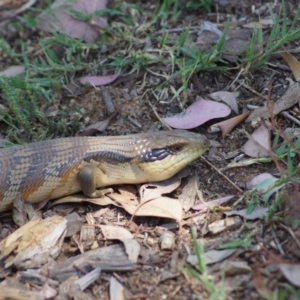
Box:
170;144;184;153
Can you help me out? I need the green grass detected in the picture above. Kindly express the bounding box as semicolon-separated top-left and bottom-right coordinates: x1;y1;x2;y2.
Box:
153;0;212;23
0;0;299;143
180;227;226;300
239;0;300;71
244;131;300;213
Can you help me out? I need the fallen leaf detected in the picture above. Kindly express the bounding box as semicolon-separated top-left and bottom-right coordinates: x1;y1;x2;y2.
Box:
76;117;114;136
246;173;275;190
220;261;251;276
50;194;116;207
243;125;271;157
247;83;300;122
100;225;140;262
108;191;139;207
121;239;140;263
209;112;250;138
278;263;300;287
187;249;235;266
162;99;231;129
280;48;300;81
255;177;286;202
178;175;198;211
220;157;272;171
36;0;107;43
242;19;273;29
79;74;119;86
192;195;234;211
225;207;268;220
209;91;239;114
197;21;224;38
222;38;250;62
0;65;25;77
139;179;181;202
100;225;133;240
122;197;183;222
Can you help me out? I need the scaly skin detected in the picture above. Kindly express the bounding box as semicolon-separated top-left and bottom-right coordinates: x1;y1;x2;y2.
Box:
0;130;209;212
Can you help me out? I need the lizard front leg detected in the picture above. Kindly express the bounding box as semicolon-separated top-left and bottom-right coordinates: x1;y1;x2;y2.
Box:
78;164;113;198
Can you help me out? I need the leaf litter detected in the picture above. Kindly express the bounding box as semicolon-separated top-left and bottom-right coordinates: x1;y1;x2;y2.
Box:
2;0;300;299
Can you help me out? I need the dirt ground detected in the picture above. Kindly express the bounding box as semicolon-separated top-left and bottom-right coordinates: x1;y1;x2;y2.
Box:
0;0;300;299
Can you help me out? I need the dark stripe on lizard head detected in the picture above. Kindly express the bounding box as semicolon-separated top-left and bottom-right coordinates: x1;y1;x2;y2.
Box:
140;144;185;163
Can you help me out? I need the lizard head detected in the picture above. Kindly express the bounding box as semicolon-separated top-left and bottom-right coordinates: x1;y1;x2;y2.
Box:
134;130;209;182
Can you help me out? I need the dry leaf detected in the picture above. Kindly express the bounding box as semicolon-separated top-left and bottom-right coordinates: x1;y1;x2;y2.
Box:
50;194;116;207
243;125;271;157
209;91;239;114
0;65;25;77
140;179;181;202
100;225;133;240
278;263;300;287
108;192;139;206
209;112;250;138
76;119;111;136
247;83;300;122
188;249;235;266
36;0;107;43
242;19;273;29
192;195;234;211
100;225;140;262
79;74;119;86
121;239;140;263
220;261;251;276
162;98;231;129
280;48;300;81
121;197;183;222
178;175;198;211
246;173;275;189
225;207;268;220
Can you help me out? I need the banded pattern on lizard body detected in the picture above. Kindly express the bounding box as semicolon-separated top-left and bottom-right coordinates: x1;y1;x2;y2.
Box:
0;130;209;212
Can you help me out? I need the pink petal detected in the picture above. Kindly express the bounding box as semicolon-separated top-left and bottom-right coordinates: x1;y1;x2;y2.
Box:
79;74;119;86
162;99;231;129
